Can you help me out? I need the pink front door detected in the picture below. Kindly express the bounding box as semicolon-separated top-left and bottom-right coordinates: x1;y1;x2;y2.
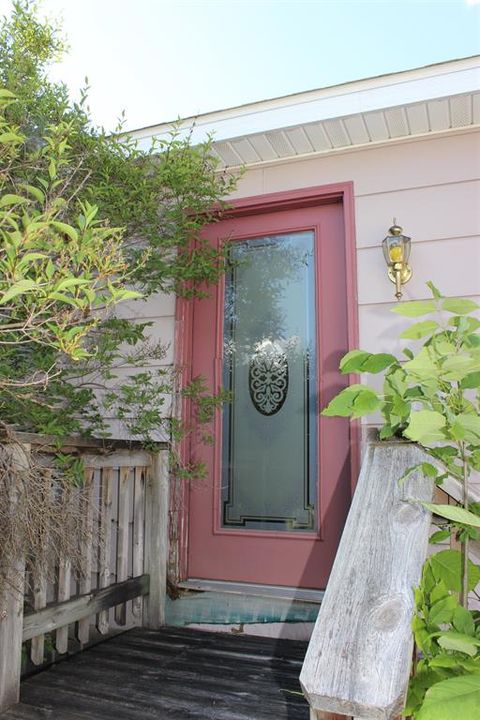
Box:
184;186;357;589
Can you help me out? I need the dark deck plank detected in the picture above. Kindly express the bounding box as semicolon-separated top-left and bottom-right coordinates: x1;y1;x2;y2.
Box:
8;627;309;719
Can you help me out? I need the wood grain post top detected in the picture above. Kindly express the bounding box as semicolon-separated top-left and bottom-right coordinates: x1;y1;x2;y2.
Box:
300;440;434;720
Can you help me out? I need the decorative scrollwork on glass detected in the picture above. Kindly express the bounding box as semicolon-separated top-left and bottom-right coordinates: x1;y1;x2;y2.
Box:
249;341;289;416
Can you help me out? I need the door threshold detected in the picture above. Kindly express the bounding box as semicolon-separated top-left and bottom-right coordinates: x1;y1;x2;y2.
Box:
178;579;324;604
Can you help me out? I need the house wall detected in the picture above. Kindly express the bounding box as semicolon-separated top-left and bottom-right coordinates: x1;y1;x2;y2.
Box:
101;291;176;440
110;129;480;438
228;130;480;360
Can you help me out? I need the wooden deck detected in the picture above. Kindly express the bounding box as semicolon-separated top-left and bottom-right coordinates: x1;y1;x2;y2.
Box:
4;627;309;720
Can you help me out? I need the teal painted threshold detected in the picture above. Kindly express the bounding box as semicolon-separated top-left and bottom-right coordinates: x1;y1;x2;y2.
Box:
165;582;322;626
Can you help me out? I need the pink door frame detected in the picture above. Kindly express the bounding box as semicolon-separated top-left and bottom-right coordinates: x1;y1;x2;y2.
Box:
173;181;359;583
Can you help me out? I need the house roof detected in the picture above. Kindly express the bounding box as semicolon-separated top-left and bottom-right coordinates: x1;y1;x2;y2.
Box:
130;56;480;166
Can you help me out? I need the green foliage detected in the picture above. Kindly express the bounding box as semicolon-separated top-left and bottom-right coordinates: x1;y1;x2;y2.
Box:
415;676;480;720
321;384;381;418
0;1;237;448
422;504;480;529
322;282;480;719
405;552;480;717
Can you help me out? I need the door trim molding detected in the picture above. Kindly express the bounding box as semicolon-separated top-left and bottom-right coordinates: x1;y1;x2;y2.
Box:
173;182;359;582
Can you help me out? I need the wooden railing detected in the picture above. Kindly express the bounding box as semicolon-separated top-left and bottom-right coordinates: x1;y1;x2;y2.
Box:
0;434;169;712
300;437;434;720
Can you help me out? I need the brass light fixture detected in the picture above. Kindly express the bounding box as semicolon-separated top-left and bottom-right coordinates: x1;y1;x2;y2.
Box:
382;220;412;301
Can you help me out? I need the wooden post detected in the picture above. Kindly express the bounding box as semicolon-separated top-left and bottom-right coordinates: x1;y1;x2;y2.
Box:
0;443;30;711
300;440;434;720
143;449;169;629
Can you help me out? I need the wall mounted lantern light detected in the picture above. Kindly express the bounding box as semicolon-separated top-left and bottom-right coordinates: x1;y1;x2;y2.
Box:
382;220;412;301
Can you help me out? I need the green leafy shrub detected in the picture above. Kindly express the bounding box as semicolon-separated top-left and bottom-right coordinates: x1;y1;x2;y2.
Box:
322;283;480;719
0;1;237;445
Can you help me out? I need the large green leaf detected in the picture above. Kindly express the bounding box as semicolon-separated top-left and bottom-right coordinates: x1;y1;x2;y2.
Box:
453;606;476;636
442;298;479;315
429;579;449;603
18;183;45;203
437;631;480;657
0;279;37;304
339;350;370;373
460;372;480;390
403;347;438;379
442;356;480;382
400;320;439;340
430;654;480;673
55;278;91;292
430;529;452;544
428;595;457;626
51;221;78;242
430;550;480;592
0;193;29;207
404;410;446;444
363;353;397;373
391;300;436;317
339;350;396;374
422;504;480;528
0;131;23;143
417;675;480;720
449;414;480;444
322;385;380;419
110;289;143;302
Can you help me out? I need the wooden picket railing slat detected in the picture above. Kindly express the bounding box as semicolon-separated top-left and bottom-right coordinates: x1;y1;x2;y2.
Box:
97;468;113;635
114;467;131;626
132;468;146;618
30;569;47;666
55;556;72;654
76;468;95;645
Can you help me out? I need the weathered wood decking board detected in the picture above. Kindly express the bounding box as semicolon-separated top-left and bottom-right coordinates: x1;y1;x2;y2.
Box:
5;627;309;719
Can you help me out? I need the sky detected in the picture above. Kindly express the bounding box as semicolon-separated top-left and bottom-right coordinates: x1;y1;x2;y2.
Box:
0;0;479;132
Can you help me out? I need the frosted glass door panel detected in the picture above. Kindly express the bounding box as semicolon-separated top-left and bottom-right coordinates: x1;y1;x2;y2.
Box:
222;231;318;532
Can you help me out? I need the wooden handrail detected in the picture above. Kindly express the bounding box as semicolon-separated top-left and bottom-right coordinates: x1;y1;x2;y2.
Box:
300;439;434;720
0;429;168;454
22;575;150;641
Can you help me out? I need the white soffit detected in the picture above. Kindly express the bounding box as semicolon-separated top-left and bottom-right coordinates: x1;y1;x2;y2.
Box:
131;57;480;165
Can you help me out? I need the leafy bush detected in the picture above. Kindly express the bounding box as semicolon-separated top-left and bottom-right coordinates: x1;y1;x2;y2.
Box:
323;283;480;719
0;1;237;448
